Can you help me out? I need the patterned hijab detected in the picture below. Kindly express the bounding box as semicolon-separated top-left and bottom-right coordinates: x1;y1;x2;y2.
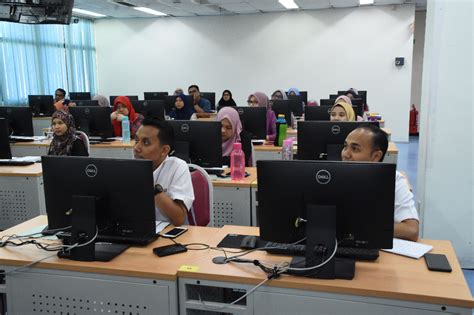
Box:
49;110;79;155
216;107;242;156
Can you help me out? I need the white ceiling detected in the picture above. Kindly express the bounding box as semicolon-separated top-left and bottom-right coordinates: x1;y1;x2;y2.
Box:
73;0;427;19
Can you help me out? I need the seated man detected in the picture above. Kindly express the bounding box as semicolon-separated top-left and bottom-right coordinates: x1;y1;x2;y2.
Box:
133;116;194;226
342;124;419;241
188;84;211;113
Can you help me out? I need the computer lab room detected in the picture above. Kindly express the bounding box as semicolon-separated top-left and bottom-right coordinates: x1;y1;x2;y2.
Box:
0;0;472;314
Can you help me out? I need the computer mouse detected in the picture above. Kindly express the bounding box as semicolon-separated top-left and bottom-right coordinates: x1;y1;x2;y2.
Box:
240;235;258;249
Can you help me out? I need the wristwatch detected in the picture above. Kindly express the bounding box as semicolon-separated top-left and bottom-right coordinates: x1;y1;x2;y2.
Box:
153;184;164;196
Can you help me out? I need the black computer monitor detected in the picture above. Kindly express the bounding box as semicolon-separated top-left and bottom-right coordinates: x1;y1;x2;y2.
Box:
319;99;335;107
0;106;34;136
74;100;99;107
69;106;113;139
144;92;168;100
42;156;157;260
28;95;54;116
0;118;12;159
132;100;165;119
217;106;267;140
350;98;364;117
201;92;215;110
297;121;379;161
338;90;367;107
287;96;304;116
109;95;139;107
304;106;332;121
168;120;222;167
69;92;91;100
329;94;339;100
271;100;292;125
257;160;395;279
299;91;308;105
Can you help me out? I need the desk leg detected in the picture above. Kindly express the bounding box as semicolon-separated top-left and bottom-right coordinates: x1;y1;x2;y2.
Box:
251;187;258;226
213;187;251;227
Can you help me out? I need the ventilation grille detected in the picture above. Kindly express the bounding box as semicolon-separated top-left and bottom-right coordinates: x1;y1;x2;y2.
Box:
0;190;28;221
213;202;234;227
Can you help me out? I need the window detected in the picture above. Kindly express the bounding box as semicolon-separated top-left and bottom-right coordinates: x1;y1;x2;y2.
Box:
0;19;97;105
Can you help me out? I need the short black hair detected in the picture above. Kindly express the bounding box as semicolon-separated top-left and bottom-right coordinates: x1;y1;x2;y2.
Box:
188;85;200;92
56;88;66;96
141;116;175;150
355;123;388;162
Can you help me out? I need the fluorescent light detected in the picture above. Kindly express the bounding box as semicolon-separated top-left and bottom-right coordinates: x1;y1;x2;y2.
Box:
134;7;167;16
72;8;107;18
278;0;299;9
359;0;375;5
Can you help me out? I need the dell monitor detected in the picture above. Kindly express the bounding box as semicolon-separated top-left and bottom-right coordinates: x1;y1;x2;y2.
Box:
144;92;168;101
109;95;139;107
69;106;114;139
349;98;364;117
28;95;54;116
0;118;12;159
287;95;304;116
271;100;292;125
74;100;99;107
132;100;165;119
42;156;157;261
319;99;335;107
201;92;216;110
0;106;34;136
69;92;91;100
304;106;332;121
168;120;222;167
217;106;267;140
257;160;395;279
297;121;379;161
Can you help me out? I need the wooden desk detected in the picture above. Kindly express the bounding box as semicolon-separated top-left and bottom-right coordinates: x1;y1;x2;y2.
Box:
210;167;258;227
0;163;45;229
178;225;474;314
0;216;219;315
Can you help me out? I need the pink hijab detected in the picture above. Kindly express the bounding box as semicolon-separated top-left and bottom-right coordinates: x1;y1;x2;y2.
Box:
335;95;352;105
216;107;242;156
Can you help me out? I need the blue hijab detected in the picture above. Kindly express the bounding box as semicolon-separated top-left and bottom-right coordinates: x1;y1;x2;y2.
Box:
169;94;194;120
287;87;301;96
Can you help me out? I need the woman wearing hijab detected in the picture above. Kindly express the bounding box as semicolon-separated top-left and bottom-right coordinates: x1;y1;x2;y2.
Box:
330;100;356;122
287;87;301;96
111;96;144;138
217;107;252;166
218;90;237;108
335;95;352;105
93;94;110;107
169;94;194;120
247;92;276;141
48;110;88;156
271;89;288;100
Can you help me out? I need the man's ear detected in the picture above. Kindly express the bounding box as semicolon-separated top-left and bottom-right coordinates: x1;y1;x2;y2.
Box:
161;144;171;157
371;150;383;162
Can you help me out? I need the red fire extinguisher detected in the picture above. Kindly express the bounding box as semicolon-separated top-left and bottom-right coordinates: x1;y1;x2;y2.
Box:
409;104;418;135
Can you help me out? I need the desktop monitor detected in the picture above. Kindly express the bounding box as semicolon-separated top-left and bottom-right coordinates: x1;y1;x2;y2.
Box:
132;100;165;119
28;95;54;116
168;120;222;167
350;98;364;117
109;95;139;107
69;106;114;139
201;92;216;110
42;156;157;259
0;106;34;136
271;100;292;125
144;92;168;100
329;94;339;100
217;106;267;140
286;91;308;105
0;118;12;159
287;95;304;116
338;90;367;107
74;100;99;107
297;121;379;161
257;160;395;278
319;99;335;107
69;92;91;100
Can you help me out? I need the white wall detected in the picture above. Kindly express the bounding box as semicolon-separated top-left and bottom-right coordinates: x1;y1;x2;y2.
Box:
418;0;473;267
410;10;426;113
95;5;415;141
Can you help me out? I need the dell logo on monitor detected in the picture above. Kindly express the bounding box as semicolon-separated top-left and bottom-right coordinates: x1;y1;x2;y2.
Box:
331;125;340;135
84;108;90;115
85;164;98;178
237;108;244;115
327;108;332;114
315;170;331;184
181;124;190;133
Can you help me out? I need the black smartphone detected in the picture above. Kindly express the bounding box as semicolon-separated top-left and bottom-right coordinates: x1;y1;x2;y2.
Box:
424;253;452;272
153;244;187;257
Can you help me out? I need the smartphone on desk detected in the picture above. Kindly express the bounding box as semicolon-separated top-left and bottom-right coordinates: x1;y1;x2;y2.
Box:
161;227;188;238
424;253;452;272
217;171;250;179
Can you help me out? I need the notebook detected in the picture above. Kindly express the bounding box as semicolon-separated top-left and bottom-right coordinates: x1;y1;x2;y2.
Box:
382;238;433;259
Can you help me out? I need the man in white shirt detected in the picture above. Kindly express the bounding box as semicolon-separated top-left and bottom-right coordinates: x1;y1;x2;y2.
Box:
341;124;419;241
133;117;194;226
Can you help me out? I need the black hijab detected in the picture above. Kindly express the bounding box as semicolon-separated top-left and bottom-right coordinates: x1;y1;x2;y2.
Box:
218;90;237;107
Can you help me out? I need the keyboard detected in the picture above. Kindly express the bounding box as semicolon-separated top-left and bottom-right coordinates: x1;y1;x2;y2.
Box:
0;160;35;166
264;242;379;261
203;167;225;176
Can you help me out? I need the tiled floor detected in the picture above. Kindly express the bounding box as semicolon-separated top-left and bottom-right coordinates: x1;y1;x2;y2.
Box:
395;136;474;307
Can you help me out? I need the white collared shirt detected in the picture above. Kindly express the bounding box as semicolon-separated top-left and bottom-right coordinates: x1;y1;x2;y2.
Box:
153;156;194;223
394;171;419;223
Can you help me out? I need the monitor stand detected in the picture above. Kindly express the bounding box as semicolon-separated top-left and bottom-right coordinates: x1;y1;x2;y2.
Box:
287;204;355;280
57;195;129;262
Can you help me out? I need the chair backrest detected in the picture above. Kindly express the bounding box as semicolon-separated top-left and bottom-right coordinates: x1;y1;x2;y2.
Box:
188;163;213;226
76;130;90;154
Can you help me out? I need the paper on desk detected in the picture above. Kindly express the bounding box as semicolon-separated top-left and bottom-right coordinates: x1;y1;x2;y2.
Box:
382;238;433;259
13;156;42;162
156;221;170;234
17;224;58;240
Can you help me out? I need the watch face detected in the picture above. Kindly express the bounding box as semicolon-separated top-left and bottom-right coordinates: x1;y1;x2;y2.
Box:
154;184;163;195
